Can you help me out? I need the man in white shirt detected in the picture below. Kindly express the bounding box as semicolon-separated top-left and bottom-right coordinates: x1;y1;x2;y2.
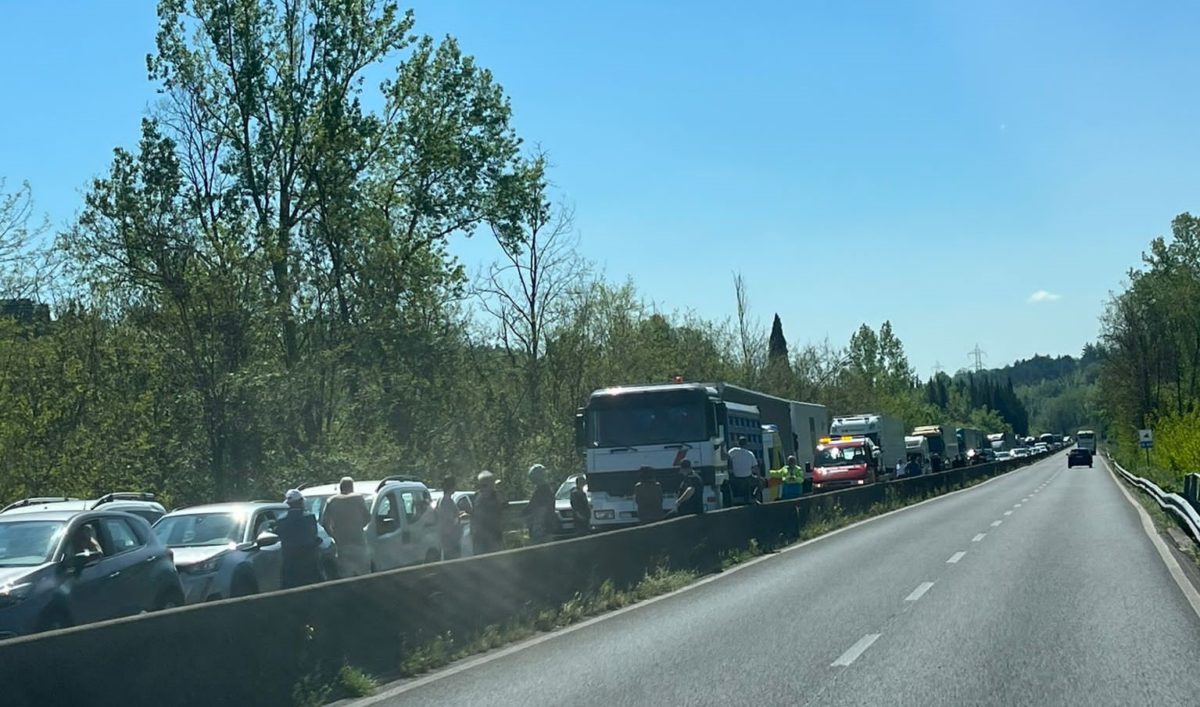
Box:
727;437;759;503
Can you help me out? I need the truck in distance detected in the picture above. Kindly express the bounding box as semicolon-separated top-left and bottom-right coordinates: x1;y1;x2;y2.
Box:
911;424;959;472
575;382;828;527
829;414;905;476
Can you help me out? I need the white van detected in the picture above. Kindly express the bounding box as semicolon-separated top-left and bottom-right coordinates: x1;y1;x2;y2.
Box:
302;477;442;571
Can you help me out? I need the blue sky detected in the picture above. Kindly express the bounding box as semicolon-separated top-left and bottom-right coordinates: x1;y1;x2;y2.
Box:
2;1;1198;376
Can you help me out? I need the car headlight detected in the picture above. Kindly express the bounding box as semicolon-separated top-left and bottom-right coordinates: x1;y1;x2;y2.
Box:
180;557;222;575
593;509;615;520
0;582;35;607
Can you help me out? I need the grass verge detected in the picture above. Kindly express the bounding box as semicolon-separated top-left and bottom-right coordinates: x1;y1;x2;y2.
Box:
393;565;697;681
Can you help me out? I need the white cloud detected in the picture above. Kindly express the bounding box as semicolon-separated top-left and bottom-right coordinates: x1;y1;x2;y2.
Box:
1027;289;1061;304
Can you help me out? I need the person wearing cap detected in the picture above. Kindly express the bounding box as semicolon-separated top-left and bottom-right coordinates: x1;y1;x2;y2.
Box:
524;464;557;544
321;477;371;577
276;489;322;588
472;471;504;555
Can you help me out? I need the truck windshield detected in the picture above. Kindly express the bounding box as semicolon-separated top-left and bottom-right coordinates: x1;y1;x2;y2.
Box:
816;446;867;466
587;392;709;447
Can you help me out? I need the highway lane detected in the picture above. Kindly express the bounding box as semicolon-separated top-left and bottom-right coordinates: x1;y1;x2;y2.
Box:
356;452;1200;707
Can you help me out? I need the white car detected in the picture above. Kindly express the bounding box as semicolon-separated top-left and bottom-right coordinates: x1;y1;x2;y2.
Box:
995;450;1012;461
302;477;442;571
1032;444;1050;455
1011;447;1030;458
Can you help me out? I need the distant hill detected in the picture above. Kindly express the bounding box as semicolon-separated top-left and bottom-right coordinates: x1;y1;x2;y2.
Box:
983;345;1102;436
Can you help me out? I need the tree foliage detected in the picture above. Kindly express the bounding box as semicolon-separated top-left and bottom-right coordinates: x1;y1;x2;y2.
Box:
0;1;1025;506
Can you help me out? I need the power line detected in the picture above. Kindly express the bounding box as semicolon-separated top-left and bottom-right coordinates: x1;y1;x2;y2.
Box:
967;344;987;372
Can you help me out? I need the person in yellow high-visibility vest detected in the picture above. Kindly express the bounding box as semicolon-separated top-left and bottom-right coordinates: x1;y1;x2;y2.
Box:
774;455;806;500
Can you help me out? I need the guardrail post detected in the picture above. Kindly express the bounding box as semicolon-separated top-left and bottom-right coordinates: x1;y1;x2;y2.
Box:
1184;473;1200;512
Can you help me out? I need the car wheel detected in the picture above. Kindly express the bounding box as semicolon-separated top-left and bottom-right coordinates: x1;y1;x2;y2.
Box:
230;572;258;598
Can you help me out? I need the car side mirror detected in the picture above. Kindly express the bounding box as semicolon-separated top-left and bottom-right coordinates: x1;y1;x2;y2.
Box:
256;532;280;548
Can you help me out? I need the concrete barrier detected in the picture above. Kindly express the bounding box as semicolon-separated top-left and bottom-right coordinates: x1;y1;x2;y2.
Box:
0;457;1031;707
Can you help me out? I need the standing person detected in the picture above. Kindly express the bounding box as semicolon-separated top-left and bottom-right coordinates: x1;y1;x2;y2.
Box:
779;455;805;499
634;466;664;523
436;477;465;560
906;457;922;477
569;474;591;536
472;471;504;554
524;464;557;543
320;477;371;577
727;436;758;503
895;458;906;478
276;489;322;589
675;460;705;515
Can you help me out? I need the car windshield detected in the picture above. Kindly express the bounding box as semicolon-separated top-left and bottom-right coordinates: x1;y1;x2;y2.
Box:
816;446;867;466
555;479;581;501
0;521;66;566
154;513;245;547
305;493;376;521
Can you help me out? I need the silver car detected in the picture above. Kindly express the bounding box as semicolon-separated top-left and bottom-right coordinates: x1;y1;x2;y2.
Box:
152;502;337;603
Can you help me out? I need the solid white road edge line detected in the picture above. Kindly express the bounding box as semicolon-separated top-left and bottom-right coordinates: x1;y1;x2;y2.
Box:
972;533;986;542
347;460;1050;705
947;551;966;563
905;582;934;602
831;633;882;667
1104;458;1200;620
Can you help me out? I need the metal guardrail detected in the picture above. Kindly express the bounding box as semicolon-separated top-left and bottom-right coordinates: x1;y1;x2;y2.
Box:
1108;455;1200;546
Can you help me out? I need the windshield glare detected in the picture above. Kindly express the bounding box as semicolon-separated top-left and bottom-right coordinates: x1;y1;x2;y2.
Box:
0;521;65;566
154;513;244;547
589;400;707;448
816;446;867;466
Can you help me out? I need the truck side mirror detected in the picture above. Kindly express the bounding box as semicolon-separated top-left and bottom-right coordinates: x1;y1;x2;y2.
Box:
574;408;587;450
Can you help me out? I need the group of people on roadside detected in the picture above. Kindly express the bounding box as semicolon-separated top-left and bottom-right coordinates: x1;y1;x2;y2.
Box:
270;443;758;586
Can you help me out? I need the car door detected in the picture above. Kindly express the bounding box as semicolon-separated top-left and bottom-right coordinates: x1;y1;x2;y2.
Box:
369;491;404;571
63;519;127;625
96;516;156;614
399;489;438;564
248;509;283;592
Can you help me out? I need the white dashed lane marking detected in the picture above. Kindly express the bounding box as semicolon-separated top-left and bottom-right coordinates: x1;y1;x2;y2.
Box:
905;582;934;602
991;520;1002;527
1004;510;1013;516
832;634;882;667
947;551;966;564
972;533;986;542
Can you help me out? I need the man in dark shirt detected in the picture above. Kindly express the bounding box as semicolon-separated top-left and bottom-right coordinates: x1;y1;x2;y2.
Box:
634;465;664;523
276;489;322;589
675;460;705;515
570;474;590;535
472;471;504;554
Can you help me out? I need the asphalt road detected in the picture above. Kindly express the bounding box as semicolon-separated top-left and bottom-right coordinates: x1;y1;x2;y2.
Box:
359;453;1200;707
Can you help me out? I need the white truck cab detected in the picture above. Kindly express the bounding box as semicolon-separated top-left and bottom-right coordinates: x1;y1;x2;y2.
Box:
302;477;443;570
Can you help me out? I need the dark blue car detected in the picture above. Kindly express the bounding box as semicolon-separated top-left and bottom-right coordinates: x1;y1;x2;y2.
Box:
0;509;184;639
